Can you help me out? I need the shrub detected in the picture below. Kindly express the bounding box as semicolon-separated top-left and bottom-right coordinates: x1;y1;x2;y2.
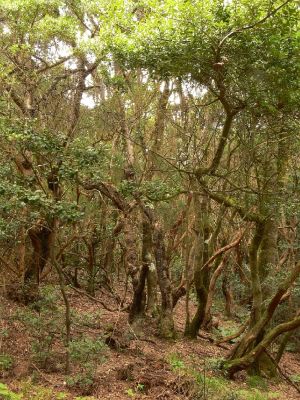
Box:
0;354;14;372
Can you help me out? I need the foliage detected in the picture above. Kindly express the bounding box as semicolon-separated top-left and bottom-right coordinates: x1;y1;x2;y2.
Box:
66;337;107;394
0;383;22;400
166;351;280;400
0;354;14;372
290;374;300;384
15;286;64;370
247;375;268;391
69;337;107;364
0;381;70;400
168;352;186;372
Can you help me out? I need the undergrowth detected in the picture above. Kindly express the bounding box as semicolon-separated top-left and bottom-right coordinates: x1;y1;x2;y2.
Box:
0;381;97;400
166;352;281;400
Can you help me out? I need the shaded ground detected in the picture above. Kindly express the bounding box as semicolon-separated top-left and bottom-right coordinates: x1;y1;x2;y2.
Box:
0;287;299;399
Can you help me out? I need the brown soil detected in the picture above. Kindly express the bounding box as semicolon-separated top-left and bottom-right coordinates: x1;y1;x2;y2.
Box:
0;287;300;400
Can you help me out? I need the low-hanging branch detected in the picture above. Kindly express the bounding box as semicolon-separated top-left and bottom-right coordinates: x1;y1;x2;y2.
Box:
201;231;245;272
196;178;264;223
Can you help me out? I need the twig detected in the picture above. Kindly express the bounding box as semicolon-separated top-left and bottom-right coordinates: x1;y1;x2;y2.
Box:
201;231;244;271
31;363;55;385
68;283;119;312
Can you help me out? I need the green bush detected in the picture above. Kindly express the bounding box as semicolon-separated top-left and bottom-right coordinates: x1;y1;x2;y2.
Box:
66;337;107;395
69;337;107;364
15;286;64;370
0;354;14;372
66;371;95;395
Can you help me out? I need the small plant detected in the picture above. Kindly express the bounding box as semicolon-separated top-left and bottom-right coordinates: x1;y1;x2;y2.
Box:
66;371;95;395
0;327;9;339
15;286;64;371
125;388;136;398
66;337;107;395
69;337;107;364
74;397;96;400
290;373;300;383
72;310;102;329
0;383;22;400
56;393;68;399
136;383;145;392
168;352;186;371
125;383;145;398
0;354;14;372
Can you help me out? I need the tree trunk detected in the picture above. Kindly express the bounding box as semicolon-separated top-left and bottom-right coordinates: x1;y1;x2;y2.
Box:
24;221;54;282
203;257;226;328
22;220;54;302
153;221;175;339
222;269;233;318
184;195;210;338
124;216;146;323
225;313;300;377
147;263;158;316
225;262;300;376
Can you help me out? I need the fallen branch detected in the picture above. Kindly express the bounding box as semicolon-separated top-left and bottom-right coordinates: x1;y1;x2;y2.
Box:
31;363;55;385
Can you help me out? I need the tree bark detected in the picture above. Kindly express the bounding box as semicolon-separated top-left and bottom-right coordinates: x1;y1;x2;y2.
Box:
153;221;175;338
226;262;300;376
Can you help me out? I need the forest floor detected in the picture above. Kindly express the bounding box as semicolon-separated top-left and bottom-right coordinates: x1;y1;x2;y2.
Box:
0;285;300;400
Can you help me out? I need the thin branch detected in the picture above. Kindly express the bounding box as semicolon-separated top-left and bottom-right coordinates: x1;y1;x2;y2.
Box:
201;231;244;271
218;0;292;50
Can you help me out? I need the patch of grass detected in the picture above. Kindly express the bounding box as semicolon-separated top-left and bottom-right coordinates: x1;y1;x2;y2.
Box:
74;397;96;400
167;352;186;372
0;381;70;400
237;388;280;400
72;310;102;329
247;375;268;390
195;372;229;398
205;357;224;372
166;351;282;400
0;383;22;400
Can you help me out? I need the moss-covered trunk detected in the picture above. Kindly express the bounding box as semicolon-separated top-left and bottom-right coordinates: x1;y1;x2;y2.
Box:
184;195;210;338
153;221;175;339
